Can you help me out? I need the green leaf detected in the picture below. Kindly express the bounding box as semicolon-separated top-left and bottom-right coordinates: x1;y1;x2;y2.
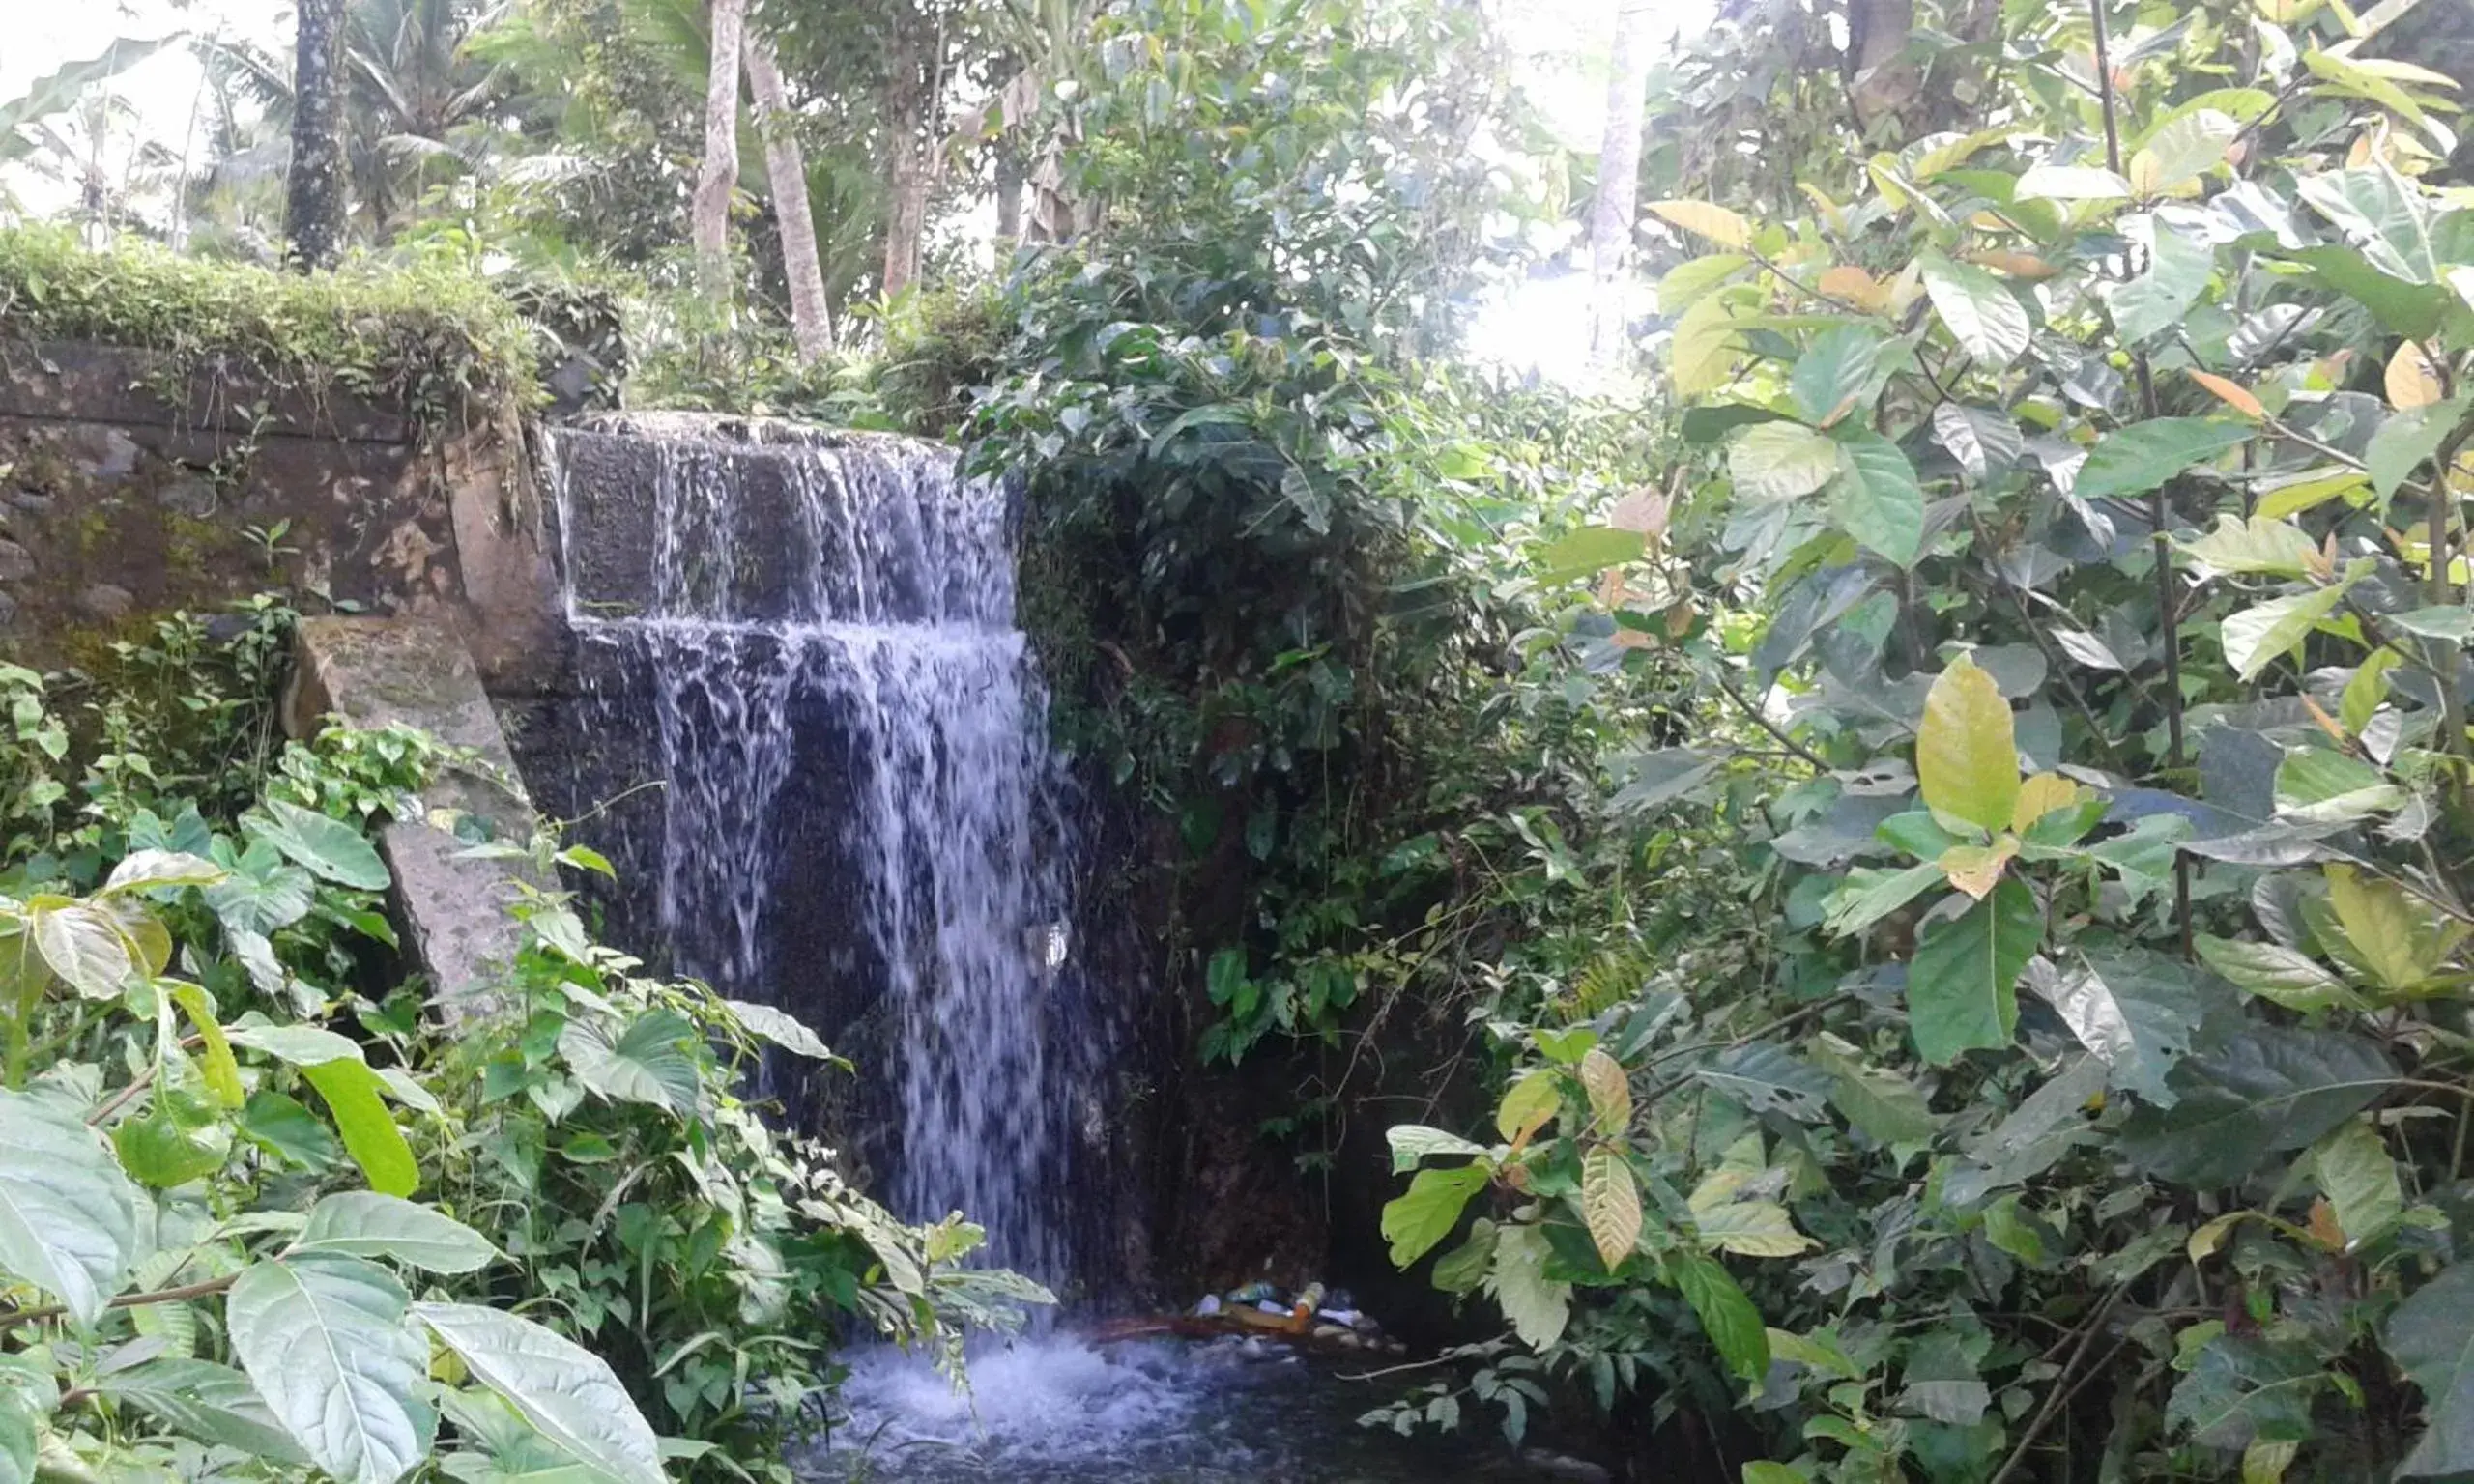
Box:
2105;219;2216;343
2390;606;2474;640
1382;1165;1489;1268
2284;245;2452;338
1728;422;1841;503
1537;527;1646;585
1829;431;1926;566
2133;108;2238;192
256;801;390;892
2194;935;2358;1012
0;1090;138;1326
2325;863;2468;993
1908;879;2040;1065
1486;1223;1570;1350
295;1193;499;1273
2368;397;2470;503
2120;1027;2395;1186
1916;655;2019;833
239;1090;344;1172
101;850;226;895
721;1000;834;1060
226;1254;432;1484
1430;1219;1496;1295
302;1060;418;1198
203;841;315;936
225;1024;363;1067
29;901;134;1001
112;1087;231;1189
1658;253;1750;314
2273;748;2404;824
1931;402;2024;483
2075;419;2253;501
94;1358;308;1465
2014;163;2132;200
1691;1200;1816;1258
1670;292;1746;395
2297;165;2437;283
1579;1147;1641;1270
1495;1070;1562;1143
1790;326;1887;425
1921;253;2029;366
559;1011;701;1114
2310;1119;2402;1247
165;983;243;1108
1810;1034;1941;1145
412;1302;665;1484
1821;864;1946;938
2182;515;2317;578
2387;1261;2474;1476
1386;1126;1487;1174
1669;1251;1769;1384
0;38;181;165
2223;585;2350;681
2168;1335;2320;1450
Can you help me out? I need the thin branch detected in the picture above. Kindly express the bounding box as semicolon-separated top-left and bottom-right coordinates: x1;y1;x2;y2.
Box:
1988;1283;2130;1484
1709;669;1827;769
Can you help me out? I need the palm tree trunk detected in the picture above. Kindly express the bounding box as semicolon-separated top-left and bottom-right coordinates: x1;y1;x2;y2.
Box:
283;0;351;271
744;34;834;360
694;0;748;300
1588;0;1654;367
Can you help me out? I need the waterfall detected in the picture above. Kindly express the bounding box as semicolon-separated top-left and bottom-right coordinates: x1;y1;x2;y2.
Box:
537;414;1079;1285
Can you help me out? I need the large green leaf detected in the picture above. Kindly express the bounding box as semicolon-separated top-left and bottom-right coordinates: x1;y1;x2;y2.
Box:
295;1193;498;1273
2388;1261;2474;1476
2311;1119;2402;1247
2194;935;2357;1012
1385;1126;1487;1173
302;1061;418;1198
2104;218;2215;343
1921;253;2029;366
204;841;316;937
1931;402;2023;483
1809;1034;1942;1145
28;900;135;1001
1486;1223;1570;1350
2368;397;2471;503
2222;584;2350;681
2074;419;2253;500
559;1011;701;1114
1828;432;1926;566
412;1303;665;1484
0;37;181;165
1382;1164;1488;1267
2298;166;2437;283
1536;526;1646;584
1907;879;2040;1065
1728;422;1840;503
2182;515;2317;578
721;1000;834;1060
0;1091;138;1326
95;1358;309;1465
2167;1334;2320;1450
1790;326;1888;424
255;801;390;892
1915;656;2018;833
2034;951;2198;1107
1668;1251;1769;1384
2119;1027;2394;1186
226;1254;432;1484
101;850;226;895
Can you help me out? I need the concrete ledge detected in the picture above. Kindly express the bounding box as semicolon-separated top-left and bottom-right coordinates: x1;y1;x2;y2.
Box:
283;615;542;1015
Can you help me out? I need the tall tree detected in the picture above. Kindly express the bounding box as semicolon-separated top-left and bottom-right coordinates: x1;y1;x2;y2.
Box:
1587;0;1653;367
877;10;934;297
743;32;834;358
283;0;351;268
694;0;747;296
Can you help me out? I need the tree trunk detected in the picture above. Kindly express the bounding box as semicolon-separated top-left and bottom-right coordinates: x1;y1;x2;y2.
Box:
694;0;748;299
1588;0;1654;367
283;0;351;271
879;14;933;298
1847;0;1919;130
743;33;834;360
995;144;1023;245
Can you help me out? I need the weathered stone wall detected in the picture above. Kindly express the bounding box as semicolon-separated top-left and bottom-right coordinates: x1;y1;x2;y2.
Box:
0;341;561;692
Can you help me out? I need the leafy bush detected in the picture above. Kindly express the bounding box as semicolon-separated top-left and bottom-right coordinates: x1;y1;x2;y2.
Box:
1379;2;2474;1480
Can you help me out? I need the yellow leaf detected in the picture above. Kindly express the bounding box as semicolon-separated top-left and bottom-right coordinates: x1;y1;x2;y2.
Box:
2188;369;2266;419
2188;1212;2244;1263
1581;1147;1642;1270
1916;655;2020;834
1693;1200;1817;1259
2386;339;2446;409
1817;265;1889;312
1937;840;2018;900
2011;772;2084;830
1669;293;1744;396
1646;199;1752;249
1579;1047;1632;1135
1964;250;2060;281
2244;1438;2301;1484
1497;1069;1561;1147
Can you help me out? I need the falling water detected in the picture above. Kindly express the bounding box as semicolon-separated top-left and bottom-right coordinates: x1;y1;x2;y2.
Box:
539;414;1073;1283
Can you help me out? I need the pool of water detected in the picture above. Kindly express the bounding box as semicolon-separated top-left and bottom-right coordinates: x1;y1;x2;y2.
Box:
808;1334;1598;1483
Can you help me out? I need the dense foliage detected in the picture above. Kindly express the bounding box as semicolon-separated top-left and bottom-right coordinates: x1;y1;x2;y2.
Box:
1376;2;2474;1482
0;610;1040;1483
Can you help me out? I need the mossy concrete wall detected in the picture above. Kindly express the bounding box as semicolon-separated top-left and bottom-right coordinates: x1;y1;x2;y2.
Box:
0;340;560;692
